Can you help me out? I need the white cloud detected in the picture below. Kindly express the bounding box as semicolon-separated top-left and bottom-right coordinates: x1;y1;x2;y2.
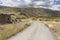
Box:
0;0;21;7
32;0;60;11
0;0;60;11
0;0;32;7
33;1;45;5
24;0;32;5
50;5;60;11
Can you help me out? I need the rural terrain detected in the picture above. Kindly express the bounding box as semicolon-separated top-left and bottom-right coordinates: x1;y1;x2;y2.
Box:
0;6;60;40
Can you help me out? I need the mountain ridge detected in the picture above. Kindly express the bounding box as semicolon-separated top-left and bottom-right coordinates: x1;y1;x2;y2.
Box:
0;6;60;18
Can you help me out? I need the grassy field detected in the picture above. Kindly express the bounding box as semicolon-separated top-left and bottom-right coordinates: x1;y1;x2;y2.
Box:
32;17;60;22
39;17;60;22
0;20;32;40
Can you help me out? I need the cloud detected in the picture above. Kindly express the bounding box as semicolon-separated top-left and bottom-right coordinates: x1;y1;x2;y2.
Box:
0;0;60;11
33;1;45;5
32;0;60;11
50;5;60;11
0;0;32;8
0;0;21;7
24;0;31;5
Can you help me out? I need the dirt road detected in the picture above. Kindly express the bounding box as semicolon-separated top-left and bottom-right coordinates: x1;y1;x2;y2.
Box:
8;21;54;40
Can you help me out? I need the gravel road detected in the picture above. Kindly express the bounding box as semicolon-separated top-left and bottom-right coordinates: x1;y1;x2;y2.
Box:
8;21;54;40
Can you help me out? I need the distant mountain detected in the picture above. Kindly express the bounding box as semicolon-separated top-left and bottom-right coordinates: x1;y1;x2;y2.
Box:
0;6;60;18
18;8;60;18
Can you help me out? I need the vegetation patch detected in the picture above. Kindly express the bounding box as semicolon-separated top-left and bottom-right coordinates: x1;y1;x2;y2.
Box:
0;20;31;40
32;17;60;22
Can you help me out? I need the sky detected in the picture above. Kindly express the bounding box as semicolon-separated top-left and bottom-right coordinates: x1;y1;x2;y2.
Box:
0;0;60;11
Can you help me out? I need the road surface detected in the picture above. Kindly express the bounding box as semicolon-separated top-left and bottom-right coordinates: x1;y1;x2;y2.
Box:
8;21;54;40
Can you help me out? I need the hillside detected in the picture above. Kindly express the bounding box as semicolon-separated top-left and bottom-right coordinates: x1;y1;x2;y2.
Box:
0;6;60;40
0;6;60;18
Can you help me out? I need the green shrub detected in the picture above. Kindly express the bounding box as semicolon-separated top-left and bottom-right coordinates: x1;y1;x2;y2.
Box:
32;16;39;20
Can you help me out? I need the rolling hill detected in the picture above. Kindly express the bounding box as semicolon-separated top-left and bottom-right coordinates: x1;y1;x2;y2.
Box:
0;6;60;18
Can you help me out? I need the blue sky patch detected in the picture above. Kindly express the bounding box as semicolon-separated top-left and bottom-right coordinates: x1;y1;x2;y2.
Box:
54;0;60;5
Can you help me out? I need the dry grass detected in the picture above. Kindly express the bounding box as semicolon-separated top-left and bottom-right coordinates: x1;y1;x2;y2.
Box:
41;21;60;40
0;19;32;40
38;17;60;22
